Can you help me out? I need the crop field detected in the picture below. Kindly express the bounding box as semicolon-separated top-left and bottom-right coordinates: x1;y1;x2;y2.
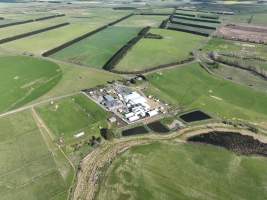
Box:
0;110;73;200
96;141;267;200
115;28;204;72
146;63;267;122
0;56;62;113
51;26;141;69
36;94;108;144
114;15;167;27
1;10;130;55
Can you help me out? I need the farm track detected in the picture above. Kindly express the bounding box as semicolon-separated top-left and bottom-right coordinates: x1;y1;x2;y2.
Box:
32;107;76;200
0;92;79;118
73;122;265;200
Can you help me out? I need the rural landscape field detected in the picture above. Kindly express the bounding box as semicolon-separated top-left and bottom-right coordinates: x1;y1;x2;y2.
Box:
0;0;267;200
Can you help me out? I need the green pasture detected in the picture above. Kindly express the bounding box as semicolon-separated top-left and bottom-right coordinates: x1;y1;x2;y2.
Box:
32;62;120;103
0;17;67;41
51;26;141;68
146;63;267;122
0;110;73;200
96;141;267;200
208;62;267;93
115;15;167;27
115;28;204;72
0;56;62;113
36;94;108;143
1;11;129;55
203;38;267;59
171;17;219;28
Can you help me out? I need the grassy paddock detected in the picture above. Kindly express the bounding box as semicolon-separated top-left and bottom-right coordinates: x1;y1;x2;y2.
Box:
51;26;141;69
0;110;72;200
115;28;204;72
146;63;267;122
0;56;62;113
1;10;129;55
96;141;267;200
203;38;267;59
36;94;108;144
114;15;167;27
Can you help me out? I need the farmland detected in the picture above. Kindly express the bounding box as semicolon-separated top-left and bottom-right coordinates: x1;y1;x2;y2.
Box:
96;141;267;200
0;1;267;200
115;28;204;72
1;9;130;55
146;63;267;122
114;15;167;27
0;110;73;200
51;26;141;69
0;17;66;41
36;94;108;144
202;37;267;59
0;56;62;113
32;62;120;103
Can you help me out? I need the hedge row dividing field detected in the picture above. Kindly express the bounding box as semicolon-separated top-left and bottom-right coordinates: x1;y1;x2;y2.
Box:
0;56;62;113
0;17;67;40
103;27;150;71
172;14;221;24
146;63;267;122
166;10;221;37
0;110;73;200
1;10;132;55
170;17;217;30
51;26;142;69
0;14;65;28
114;15;168;28
34;14;65;21
114;28;204;73
42;14;134;57
0;22;70;44
167;22;213;37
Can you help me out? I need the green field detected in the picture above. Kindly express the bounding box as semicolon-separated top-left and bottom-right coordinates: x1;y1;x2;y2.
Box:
36;94;108;143
0;110;73;200
146;63;267;122
96;141;267;200
1;10;129;55
0;18;66;41
114;15;167;27
32;62;120;103
203;38;267;60
115;28;204;72
171;17;219;28
51;26;141;69
0;56;62;113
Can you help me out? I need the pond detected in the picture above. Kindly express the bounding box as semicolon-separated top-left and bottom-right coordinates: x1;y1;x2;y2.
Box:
180;110;211;122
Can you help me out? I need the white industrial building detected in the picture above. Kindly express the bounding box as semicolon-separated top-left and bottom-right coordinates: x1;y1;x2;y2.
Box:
122;91;159;123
